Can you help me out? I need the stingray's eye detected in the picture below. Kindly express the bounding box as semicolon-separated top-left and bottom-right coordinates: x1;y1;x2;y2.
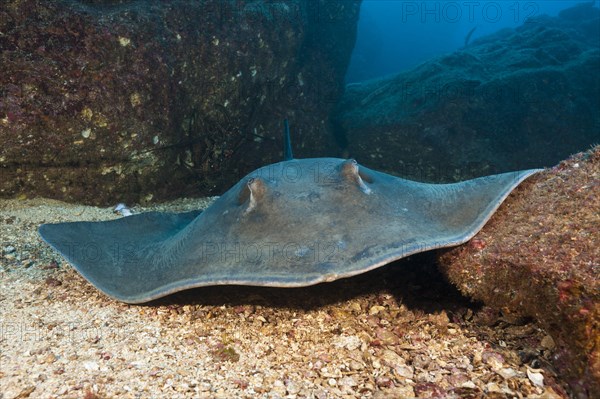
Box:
238;177;267;207
340;159;373;194
346;159;374;183
238;180;252;205
340;158;358;177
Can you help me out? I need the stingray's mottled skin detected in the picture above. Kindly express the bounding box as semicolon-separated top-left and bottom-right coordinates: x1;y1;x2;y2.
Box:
39;158;539;303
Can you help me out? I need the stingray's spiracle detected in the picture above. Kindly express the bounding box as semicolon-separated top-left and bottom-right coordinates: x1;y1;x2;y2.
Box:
340;159;372;195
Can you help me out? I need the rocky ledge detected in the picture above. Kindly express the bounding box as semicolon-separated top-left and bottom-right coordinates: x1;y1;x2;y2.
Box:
438;146;599;398
335;3;599;183
0;0;360;205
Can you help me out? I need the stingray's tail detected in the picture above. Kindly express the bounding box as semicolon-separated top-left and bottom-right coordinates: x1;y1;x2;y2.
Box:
283;119;293;161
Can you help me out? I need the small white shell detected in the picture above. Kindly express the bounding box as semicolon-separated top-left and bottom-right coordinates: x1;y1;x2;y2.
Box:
113;203;133;217
526;367;544;388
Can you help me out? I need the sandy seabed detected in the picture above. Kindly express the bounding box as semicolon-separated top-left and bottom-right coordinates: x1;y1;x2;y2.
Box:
0;197;568;398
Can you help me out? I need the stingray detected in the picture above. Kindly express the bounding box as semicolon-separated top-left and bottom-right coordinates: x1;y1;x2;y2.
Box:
39;121;540;303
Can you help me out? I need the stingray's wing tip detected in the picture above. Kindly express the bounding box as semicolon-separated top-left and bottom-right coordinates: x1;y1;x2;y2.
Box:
513;168;544;186
38;222;59;246
515;168;543;180
526;168;545;175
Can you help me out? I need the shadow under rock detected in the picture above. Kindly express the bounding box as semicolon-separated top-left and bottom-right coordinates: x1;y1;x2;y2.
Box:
150;252;479;315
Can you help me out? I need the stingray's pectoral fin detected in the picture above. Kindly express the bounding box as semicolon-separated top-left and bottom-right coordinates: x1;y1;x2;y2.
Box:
427;169;542;245
38;210;201;303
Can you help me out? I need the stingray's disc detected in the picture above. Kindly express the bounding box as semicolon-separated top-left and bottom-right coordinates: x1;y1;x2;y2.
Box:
39;158;540;303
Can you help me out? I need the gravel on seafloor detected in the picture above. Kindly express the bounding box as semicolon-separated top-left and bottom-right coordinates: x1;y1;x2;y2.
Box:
1;198;570;398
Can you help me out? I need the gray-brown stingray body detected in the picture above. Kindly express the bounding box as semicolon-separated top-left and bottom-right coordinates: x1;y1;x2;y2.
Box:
39;155;539;303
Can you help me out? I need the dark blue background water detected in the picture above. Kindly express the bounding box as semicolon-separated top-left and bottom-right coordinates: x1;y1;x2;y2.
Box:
347;0;599;82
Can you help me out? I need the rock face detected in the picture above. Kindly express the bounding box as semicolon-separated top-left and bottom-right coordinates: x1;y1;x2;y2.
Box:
0;0;361;205
335;3;600;182
438;147;600;398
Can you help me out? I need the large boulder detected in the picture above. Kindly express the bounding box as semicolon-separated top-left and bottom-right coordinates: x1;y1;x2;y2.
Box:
335;3;600;182
438;146;600;398
0;0;361;205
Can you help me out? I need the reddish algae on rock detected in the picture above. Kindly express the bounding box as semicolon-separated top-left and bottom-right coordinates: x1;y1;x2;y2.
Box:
439;146;599;398
0;0;361;205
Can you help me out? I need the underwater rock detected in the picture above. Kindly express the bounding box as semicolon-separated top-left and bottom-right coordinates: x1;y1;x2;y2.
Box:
335;3;599;182
438;146;600;398
0;0;361;205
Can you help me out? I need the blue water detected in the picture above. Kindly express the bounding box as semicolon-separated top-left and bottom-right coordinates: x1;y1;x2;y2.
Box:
347;0;599;82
